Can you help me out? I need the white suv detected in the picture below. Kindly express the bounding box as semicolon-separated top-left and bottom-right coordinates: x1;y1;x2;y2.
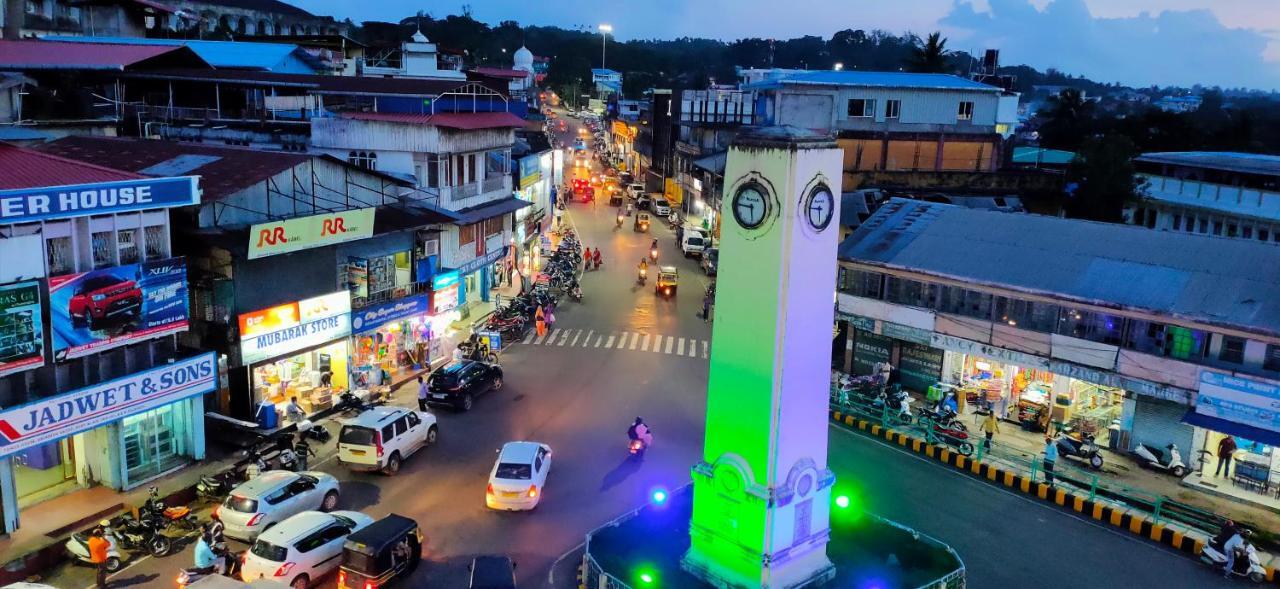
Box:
241;510;374;589
337;407;438;475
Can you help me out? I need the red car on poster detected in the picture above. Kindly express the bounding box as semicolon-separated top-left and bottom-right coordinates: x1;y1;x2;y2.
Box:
68;275;143;330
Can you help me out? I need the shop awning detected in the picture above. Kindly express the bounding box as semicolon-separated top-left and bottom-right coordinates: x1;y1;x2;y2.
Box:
454;197;532;225
1181;410;1280;447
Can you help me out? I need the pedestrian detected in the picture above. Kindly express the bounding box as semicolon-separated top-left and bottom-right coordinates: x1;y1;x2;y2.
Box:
294;436;315;471
1216;435;1238;477
417;375;428;412
701;290;712;322
535;305;547;337
583;247;592;270
1043;437;1058;486
593;248;602;269
88;527;111;588
546;306;556;333
980;411;1000;451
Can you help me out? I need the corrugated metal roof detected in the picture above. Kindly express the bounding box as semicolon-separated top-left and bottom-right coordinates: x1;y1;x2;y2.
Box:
1012;147;1076;165
44;36;313;72
839;199;1280;337
591;68;620;76
1137;152;1280;177
120;69;499;97
454;197;531;224
471;67;528;79
0;143;141;190
0;40;207;71
340;111;526;130
37;136;308;201
743;70;1002;92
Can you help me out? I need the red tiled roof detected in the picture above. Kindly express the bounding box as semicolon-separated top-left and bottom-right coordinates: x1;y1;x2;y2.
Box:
0;40;207;70
37;136;308;201
470;67;529;80
340;111;526;130
121;69;505;97
0;143;141;190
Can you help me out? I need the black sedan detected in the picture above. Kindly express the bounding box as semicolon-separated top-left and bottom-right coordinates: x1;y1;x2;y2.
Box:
426;360;504;411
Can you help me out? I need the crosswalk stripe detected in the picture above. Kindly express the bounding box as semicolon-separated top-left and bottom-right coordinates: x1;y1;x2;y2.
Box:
605;334;615;348
702;340;709;358
615;332;629;349
544;328;560;344
640;334;651;351
522;332;534;345
688;341;699;357
557;330;570;345
627;333;638;350
664;336;674;354
677;337;686;356
534;333;547;345
571;330;582;346
583;330;594;347
651;335;662;353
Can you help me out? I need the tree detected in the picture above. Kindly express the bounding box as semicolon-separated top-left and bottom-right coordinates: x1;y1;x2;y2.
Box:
1065;134;1144;222
906;32;950;73
1036;89;1097;151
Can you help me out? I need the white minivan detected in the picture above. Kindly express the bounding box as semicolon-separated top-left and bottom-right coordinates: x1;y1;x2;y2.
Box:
337;407;438;475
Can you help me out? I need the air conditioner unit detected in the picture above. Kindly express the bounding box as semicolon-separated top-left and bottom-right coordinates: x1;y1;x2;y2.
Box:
422;240;440;257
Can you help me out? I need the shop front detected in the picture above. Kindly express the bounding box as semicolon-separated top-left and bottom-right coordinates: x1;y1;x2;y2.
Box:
1;353;216;531
452;247;508;308
238;292;352;423
1182;371;1280;499
350;294;434;389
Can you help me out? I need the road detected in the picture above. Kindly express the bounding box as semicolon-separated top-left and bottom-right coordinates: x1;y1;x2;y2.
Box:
43;111;1224;589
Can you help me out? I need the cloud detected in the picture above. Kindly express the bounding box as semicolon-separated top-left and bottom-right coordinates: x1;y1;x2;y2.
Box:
942;0;1280;89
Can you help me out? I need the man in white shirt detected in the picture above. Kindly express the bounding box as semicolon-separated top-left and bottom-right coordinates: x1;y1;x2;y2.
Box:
417;375;429;412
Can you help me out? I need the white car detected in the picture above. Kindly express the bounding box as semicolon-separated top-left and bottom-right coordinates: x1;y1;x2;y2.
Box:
337;407;437;475
241;510;373;589
681;233;708;258
486;441;553;511
626;183;645;199
217;471;341;542
652;198;672;216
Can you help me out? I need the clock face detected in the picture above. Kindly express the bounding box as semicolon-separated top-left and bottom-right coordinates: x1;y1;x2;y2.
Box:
805;185;835;231
732;184;769;229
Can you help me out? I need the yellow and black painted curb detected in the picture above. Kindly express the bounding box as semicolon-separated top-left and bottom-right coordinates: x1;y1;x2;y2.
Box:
829;409;1280;583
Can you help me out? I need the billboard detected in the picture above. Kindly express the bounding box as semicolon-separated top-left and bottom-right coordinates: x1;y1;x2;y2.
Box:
48;258;189;361
0;352;216;459
518;155;542;190
0;281;44;377
0;177;200;225
248;208;377;259
1197;370;1280;433
239;291;351;364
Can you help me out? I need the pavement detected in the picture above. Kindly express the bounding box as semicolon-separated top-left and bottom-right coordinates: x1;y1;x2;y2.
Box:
30;111;1235;589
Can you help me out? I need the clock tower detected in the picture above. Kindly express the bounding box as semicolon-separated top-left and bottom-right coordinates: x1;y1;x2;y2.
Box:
682;126;843;588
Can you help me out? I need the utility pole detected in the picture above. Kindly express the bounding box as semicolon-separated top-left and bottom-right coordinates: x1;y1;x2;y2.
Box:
598;24;612;70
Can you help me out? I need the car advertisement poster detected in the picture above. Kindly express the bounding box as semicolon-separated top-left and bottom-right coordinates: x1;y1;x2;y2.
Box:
0;281;45;378
48;258;189;361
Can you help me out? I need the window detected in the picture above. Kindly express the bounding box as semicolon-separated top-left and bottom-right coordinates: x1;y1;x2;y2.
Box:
406;412;421;427
484;216;503;238
1056;308;1123;345
91;231;114;268
957;101;975;121
1227;223;1238;237
144;225;166;260
294;530;328;554
847;99;875;118
425;154;440;188
1198;218;1208;233
118;229;139;264
1262;229;1272;241
393;416;407;437
884;276;930;308
1171;214;1182;231
380;423;394;441
1219;336;1246;364
1264;345;1280;372
1243;226;1253;239
458;223;477;246
347;151;376;171
885;99;901;119
467;154;477;183
1145;211;1157;229
994;297;1058;333
47;236;74;275
1213;221;1223;236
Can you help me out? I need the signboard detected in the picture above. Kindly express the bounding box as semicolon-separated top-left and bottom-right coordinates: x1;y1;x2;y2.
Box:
248;208;376;260
930;333;1052;370
518;155;542;190
0;177;200;225
352;294;429;334
1197;371;1280;433
431;271;460;314
0;281;44;377
48;258;189;361
239;292;351;364
899;342;944;393
881;321;933;345
837;313;876;333
0;352;216;459
456;247;507;276
852;329;892;377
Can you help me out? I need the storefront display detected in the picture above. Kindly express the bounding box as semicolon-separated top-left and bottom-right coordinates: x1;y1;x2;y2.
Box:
250;341;348;417
851;329;892;377
239;292;352;420
350;294;432;389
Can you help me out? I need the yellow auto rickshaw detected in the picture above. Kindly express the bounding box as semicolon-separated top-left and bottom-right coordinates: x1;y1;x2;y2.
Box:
634;212;651;232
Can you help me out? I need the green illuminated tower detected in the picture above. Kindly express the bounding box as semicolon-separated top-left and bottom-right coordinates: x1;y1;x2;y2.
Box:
682;127;843;588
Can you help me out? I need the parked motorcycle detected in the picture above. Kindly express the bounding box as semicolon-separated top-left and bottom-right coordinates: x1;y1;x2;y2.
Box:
568;285;583;302
297;419;330;444
139;486;198;531
1056;429;1104;470
919;405;966;433
196;470;239;503
871;389;914;425
1201;535;1266;583
1132;443;1187;477
66;522;123;572
930;422;975;456
115;515;172;556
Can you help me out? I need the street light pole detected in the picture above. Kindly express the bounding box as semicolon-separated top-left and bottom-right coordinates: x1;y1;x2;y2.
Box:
598;24;612;70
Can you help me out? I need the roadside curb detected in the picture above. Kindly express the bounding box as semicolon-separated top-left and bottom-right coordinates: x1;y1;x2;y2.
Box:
828;409;1279;583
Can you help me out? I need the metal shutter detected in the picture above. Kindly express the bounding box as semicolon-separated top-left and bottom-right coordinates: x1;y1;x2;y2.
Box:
1129;397;1194;454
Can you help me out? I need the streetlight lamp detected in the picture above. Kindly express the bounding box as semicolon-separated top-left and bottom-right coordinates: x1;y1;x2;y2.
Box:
834;62;844;71
598;24;612;70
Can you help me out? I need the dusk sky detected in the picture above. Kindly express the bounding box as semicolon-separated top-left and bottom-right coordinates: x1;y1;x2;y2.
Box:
293;0;1280;89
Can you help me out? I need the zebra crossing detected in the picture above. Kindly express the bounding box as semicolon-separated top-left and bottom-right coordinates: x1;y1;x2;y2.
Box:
520;328;710;359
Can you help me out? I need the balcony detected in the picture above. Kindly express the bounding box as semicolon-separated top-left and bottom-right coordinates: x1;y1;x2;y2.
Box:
352;280;430;310
441;175;511;210
1139;174;1280;222
680;89;756;126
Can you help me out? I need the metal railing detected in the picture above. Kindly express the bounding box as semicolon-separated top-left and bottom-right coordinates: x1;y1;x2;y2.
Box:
828;376;1224;536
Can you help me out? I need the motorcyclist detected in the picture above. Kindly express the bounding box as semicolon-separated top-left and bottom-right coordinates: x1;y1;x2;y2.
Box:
1224;529;1250;578
203;515;225;550
628;417;653;447
1212;520;1237;549
193;533;218;573
638;258;648;281
616;209;625;227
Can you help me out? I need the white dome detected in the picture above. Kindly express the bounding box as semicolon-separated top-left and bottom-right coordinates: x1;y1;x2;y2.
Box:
513;45;534;68
411;29;429;43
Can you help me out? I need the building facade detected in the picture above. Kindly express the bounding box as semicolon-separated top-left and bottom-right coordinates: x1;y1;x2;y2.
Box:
1127;151;1280;245
837;200;1280;503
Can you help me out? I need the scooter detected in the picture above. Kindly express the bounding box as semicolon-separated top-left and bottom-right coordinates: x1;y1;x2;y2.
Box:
616;214;624;229
196;470;239;503
1201;537;1266;583
568;285;583;302
871;389;914;425
66;522;123;572
637;266;648;285
1132;442;1187;477
649;247;658;262
297;419;330;444
1056;429;1104;470
177;548;245;588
